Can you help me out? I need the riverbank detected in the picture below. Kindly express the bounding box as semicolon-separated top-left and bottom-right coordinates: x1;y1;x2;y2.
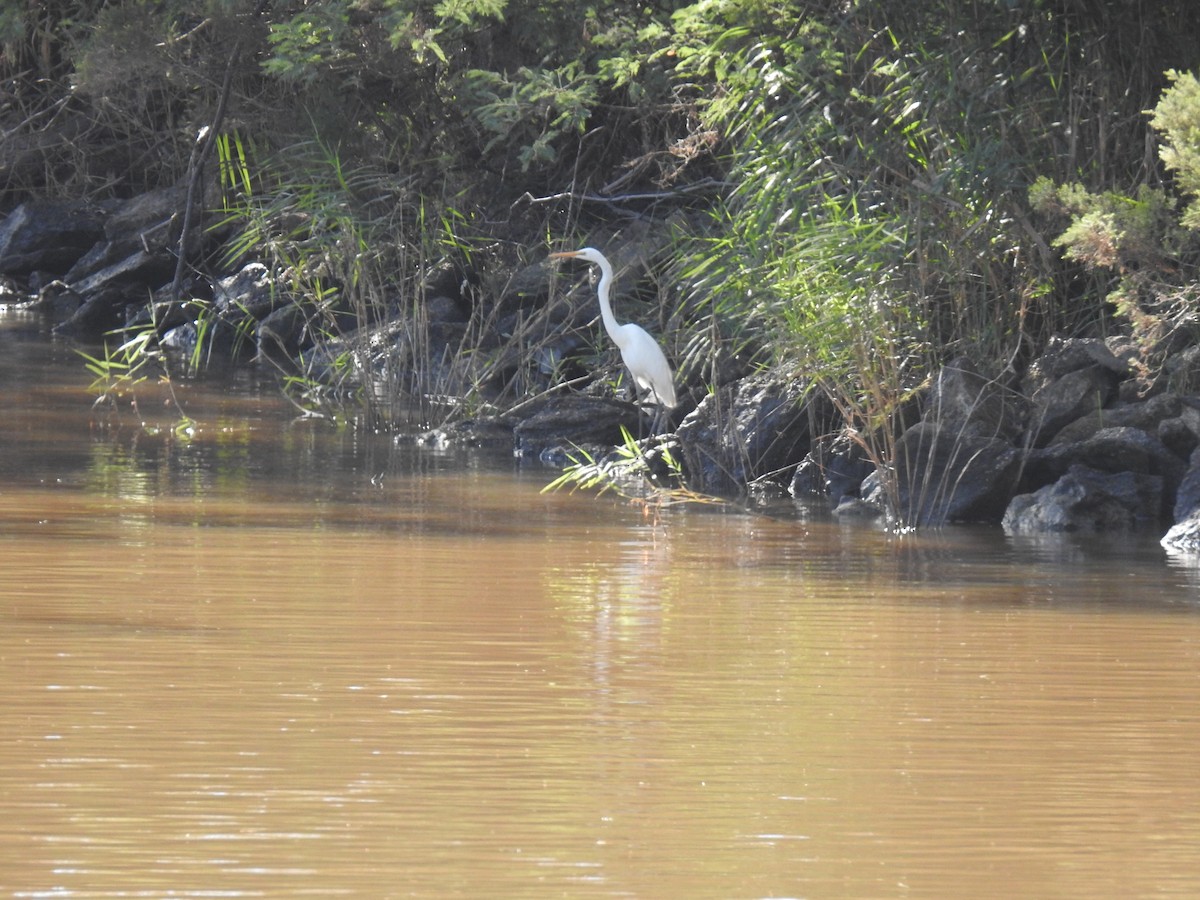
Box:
3;197;1200;554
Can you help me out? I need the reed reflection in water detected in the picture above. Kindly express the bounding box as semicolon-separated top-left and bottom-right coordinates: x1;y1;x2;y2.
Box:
1;314;1199;897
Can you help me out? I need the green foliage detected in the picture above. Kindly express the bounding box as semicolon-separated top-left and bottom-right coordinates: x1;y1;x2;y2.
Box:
459;63;598;170
1152;70;1200;230
1031;178;1181;270
543;427;703;507
77;323;197;437
78;327;158;407
1031;70;1200;385
263;4;356;86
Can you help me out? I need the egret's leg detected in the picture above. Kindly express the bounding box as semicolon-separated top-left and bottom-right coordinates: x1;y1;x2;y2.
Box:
648;404;663;438
635;387;648;440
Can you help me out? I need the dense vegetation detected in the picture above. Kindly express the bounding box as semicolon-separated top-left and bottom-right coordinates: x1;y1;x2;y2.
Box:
4;1;1200;464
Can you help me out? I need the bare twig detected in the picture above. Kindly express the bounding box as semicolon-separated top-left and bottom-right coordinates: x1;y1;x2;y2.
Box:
511;177;730;210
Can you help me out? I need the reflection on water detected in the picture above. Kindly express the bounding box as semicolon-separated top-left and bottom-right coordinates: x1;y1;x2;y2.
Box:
2;310;1200;898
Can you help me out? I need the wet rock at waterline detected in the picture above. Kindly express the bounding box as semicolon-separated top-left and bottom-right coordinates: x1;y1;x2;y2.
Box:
1161;513;1200;553
890;422;1023;526
412;417;519;453
1159;427;1200;553
411;396;645;463
1002;464;1163;534
1021;426;1184;519
677;376;817;496
512;396;642;462
790;432;874;507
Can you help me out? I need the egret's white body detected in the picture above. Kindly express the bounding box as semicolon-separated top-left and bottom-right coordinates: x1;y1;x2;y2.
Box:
550;247;677;411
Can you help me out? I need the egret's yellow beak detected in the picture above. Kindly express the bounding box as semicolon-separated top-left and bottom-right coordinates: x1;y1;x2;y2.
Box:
549;251;580;260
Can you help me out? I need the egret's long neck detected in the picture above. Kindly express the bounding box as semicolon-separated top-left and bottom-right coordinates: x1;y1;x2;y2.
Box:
593;256;621;343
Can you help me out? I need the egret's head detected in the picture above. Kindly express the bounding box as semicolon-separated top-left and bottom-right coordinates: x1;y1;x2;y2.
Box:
549;247;607;266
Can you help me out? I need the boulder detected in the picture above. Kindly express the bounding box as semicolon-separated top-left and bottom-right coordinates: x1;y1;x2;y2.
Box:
1020;335;1129;395
39;186;212;339
891;420;1022;525
257;303;313;363
1048;392;1181;446
52;286;132;338
1157;414;1199;459
160;322;199;356
677;376;815;496
791;431;873;505
1161;513;1200;554
412;417;517;452
1020;335;1131;446
1002;464;1162;534
1176;396;1200;442
26;281;84;319
513;396;641;461
927;357;1026;442
1173;447;1200;522
213;262;281;320
1160;345;1200;397
64;186;193;294
67;246;176;301
1026;365;1120;447
1022;426;1185;517
0;201;110;276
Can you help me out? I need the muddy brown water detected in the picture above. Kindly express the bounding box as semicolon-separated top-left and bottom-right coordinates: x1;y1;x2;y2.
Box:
2;309;1199;897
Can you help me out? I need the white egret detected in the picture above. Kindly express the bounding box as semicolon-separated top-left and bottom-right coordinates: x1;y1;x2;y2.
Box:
550;247;677;422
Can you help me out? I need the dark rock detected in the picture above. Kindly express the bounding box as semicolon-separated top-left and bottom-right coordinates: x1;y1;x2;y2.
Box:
1022;426;1184;517
1049;392;1181;447
426;294;466;324
1026;365;1119;447
893;420;1022;525
125;279;209;334
928;357;1026;442
62;185;200;305
68;246;175;300
503;259;557;307
52;286;132;338
213;263;281;320
424;260;467;302
0;201;109;276
1021;335;1129;396
1161;345;1200;396
1003;464;1162;534
513;396;640;460
27;281;83;319
1157;415;1199;459
161;322;198;356
677;376;815;496
1174;447;1200;522
413;417;516;452
833;496;884;518
257;303;313;363
790;432;873;504
42;185;214;339
1177;396;1200;442
101;185;186;244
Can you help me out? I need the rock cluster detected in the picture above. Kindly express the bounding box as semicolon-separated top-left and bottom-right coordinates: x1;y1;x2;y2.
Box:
0;191;314;362
786;338;1200;553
